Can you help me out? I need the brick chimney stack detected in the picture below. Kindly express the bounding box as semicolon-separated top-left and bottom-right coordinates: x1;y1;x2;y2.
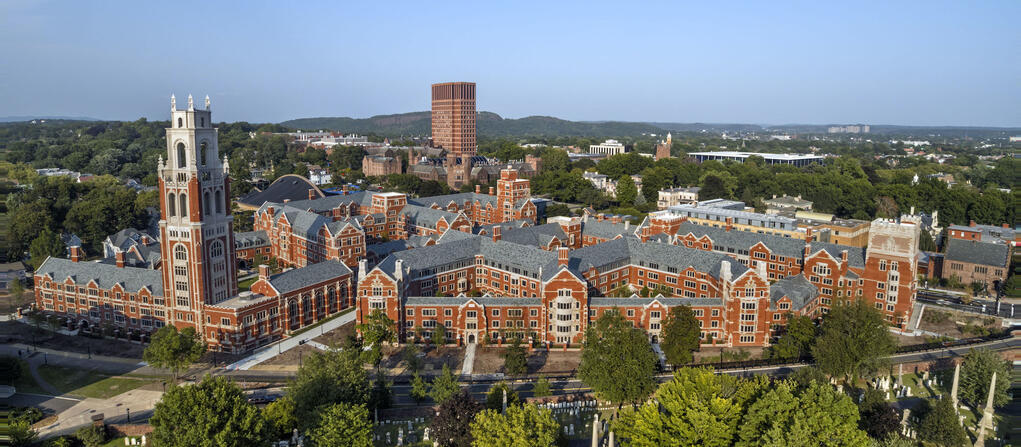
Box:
557;246;569;268
492;226;502;242
489;186;495;195
475;184;481;194
308;189;316;200
69;246;82;263
258;264;271;281
115;251;125;268
969;220;976;227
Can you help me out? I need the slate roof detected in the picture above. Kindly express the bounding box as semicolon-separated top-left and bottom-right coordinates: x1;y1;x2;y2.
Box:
268;260;352;294
106;228;156;251
581;220;634;240
558;237;747;281
769;274;817;310
36;257;163;295
403;296;542;307
366;240;409;259
589;297;723;307
408;192;498;208
676;222;805;259
285;191;374;212
475;219;533;235
947;224;1015;244
812;242;866;269
499;223;567;248
235;230;270;248
238;174;324;208
401;205;462;229
944;238;1010;268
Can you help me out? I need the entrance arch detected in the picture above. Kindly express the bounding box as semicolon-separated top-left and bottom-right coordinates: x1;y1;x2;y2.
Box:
468;334;476;344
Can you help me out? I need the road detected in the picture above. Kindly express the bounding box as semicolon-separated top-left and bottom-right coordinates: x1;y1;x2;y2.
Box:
917;290;1016;318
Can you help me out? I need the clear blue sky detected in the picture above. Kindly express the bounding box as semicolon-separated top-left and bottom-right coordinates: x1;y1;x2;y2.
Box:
2;0;1019;126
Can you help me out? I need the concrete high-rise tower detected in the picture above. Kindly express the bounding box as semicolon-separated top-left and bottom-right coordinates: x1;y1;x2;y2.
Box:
158;95;238;329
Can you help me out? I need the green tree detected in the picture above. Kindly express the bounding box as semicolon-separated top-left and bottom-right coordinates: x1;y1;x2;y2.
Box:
74;424;106;447
6;279;26;313
8;418;37;447
532;376;552;398
432;323;447;346
737;381;868;447
540;147;571;172
770;315;817;360
430;363;462;405
410;373;429;404
288;349;369;429
484;382;520;411
812;300;895;381
615;175;638;206
307;402;372;447
142;326;205;382
263;396;297;439
150;375;272;447
660;305;701;366
959;348;1010;408
430;389;482;447
368;376;393;410
615;367;758;446
699;171;737;200
919;230;937;252
357;309;396;368
503;337;528;375
403;344;423;374
28;227;64;270
917;397;968;447
578;309;658;408
471;404;559;447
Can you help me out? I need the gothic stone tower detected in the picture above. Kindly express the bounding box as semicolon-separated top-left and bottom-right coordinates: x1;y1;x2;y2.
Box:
158;95;238;329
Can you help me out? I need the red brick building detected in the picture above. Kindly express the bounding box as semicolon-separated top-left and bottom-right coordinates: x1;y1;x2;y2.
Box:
33;96;354;353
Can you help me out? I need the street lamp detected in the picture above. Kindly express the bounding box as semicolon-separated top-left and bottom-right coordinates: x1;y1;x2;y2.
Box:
126;408;130;423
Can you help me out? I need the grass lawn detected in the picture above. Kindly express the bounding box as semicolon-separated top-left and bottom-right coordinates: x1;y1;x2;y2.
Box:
238;277;257;291
11;359;45;395
36;365;156;399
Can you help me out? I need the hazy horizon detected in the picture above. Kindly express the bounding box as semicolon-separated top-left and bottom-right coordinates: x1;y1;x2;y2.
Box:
2;1;1019;127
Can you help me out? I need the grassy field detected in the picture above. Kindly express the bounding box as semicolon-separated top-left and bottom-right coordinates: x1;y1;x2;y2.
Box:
36;364;157;399
11;359;46;395
238;277;257;291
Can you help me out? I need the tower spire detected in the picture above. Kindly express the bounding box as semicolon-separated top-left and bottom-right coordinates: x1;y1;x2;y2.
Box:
205;95;211;110
171;94;176;111
187;94;194;109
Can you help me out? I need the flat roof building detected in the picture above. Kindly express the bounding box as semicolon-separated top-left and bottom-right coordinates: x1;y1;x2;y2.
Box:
588;139;628;156
688;151;824;167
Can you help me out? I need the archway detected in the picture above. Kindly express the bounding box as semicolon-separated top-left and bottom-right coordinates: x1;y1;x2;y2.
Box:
467;334;476;344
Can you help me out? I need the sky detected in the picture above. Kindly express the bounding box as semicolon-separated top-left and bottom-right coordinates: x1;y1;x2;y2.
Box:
1;0;1019;126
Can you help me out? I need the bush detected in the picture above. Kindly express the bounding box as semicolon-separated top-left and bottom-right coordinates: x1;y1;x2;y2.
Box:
75;424;106;447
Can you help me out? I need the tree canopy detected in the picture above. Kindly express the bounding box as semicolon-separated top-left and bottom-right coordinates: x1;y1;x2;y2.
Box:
578;309;658;406
429;363;462;405
659;305;701;366
812;300;896;381
150;375;272;447
471;404;559;447
307;402;373;447
429;389;482;447
737;381;869;447
958;348;1010;408
142;325;205;381
287;348;369;429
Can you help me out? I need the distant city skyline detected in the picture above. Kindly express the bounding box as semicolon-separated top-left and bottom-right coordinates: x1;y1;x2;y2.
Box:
1;1;1019;127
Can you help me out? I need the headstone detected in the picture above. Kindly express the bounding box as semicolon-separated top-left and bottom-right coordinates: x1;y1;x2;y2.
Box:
424;427;430;441
386;432;391;445
570;424;576;436
408;420;413;431
141;435;146;446
125;439;130;446
591;413;600;447
398;428;404;446
900;409;911;436
898;363;903;386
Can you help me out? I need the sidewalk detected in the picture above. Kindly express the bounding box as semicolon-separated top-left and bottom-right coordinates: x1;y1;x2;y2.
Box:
224;310;356;371
35;388;164;439
461;343;476;377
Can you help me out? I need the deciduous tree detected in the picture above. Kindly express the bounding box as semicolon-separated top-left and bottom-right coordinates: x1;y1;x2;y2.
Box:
357;309;396;368
812;300;895;381
471;404;559;447
150;375;272;447
737;381;868;447
532;376;551;398
142;326;205;382
502;336;528;375
429;363;461;405
578;309;658;407
288;349;369;429
430;389;482;447
484;382;520;411
307;402;372;447
770;315;817;360
410;373;429;404
659;305;701;366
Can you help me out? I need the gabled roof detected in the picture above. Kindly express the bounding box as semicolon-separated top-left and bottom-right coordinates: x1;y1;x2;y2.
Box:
404;296;541;307
400;205;463;229
238;174;324;208
581;220;634;240
769;274;817;310
559;237;747;281
944;238;1010;268
499;223;567;248
676;222;804;259
408;192;498;208
588;297;723;307
268;260;352;294
811;242;866;269
234;230;270;248
36;257;163;295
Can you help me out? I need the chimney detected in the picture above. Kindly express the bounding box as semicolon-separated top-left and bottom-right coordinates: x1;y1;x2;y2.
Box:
492;226;502;242
805;227;813;242
70;246;82;263
308;189;316;200
342;184;349;194
772;194;777;199
258;264;271;280
840;250;848;265
115;251;125;268
267;206;275;217
557;246;569;268
969;220;976;227
624;221;630;230
489;186;495;195
475;184;481;194
394;259;404;282
725;217;733;232
358;259;367;281
1003;223;1009;229
803;243;811;259
140;234;152;245
283;199;290;203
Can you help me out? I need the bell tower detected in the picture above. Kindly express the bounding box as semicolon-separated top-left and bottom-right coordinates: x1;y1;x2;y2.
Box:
158;94;238;329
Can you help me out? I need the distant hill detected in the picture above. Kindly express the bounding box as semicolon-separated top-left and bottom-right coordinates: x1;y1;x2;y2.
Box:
281;111;664;137
0;116;103;123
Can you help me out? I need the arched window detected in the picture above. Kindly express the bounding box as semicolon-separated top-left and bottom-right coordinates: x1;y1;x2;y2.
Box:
179;193;188;217
178;117;183;128
215;190;224;214
167;193;176;217
203;191;211;215
200;141;207;166
177;142;186;168
210;240;224;258
174;245;188;261
200;117;205;127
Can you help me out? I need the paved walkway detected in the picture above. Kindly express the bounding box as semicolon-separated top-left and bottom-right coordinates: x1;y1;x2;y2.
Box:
224;310;356;371
36;388;164;439
908;302;925;331
461;343;476;377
